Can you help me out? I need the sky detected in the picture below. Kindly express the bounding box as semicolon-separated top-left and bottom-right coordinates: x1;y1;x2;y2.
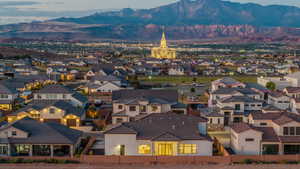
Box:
0;0;300;24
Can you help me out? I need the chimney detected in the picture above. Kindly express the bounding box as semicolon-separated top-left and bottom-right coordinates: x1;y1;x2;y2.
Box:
198;122;207;135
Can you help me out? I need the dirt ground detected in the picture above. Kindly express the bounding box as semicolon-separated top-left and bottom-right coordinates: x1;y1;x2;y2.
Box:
1;164;300;169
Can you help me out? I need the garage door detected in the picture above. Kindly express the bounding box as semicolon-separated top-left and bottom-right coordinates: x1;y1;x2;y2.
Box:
67;119;77;127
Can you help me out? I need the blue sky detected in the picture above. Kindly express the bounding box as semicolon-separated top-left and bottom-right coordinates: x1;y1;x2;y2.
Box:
0;0;300;24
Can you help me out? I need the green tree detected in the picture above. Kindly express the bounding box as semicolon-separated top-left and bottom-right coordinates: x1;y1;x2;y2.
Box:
266;82;276;91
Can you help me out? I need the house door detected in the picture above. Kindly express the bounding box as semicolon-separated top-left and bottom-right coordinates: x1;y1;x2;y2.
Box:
224;112;230;126
157;143;174;156
120;145;125;156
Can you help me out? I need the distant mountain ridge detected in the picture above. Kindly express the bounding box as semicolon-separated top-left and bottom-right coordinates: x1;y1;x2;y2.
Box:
1;0;300;42
56;0;300;27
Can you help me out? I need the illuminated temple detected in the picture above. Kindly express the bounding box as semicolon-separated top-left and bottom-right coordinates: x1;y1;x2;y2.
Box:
151;32;176;59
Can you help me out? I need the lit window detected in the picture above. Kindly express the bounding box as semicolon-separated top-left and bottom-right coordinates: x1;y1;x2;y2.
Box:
179;144;197;154
138;145;151;154
129;106;136;112
152;106;158;111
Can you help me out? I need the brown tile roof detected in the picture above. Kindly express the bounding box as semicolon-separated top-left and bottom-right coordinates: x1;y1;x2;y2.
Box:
273;114;295;125
278;136;300;143
285;87;300;94
231;123;261;134
251;112;283;120
254;127;280;142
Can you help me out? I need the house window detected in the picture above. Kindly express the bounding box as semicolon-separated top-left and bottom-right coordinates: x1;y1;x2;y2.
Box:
140;106;146;113
116;118;123;123
260;123;267;126
179;144;197;154
138;145;151;154
245;138;254;142
0;145;8;155
296;127;300;135
218;118;220;124
235;104;240;110
12;131;17;136
210;118;213;124
0;94;8;99
290;127;295;136
151;105;158;111
118;105;123;110
283;127;289;135
49;108;55;114
129;106;136;112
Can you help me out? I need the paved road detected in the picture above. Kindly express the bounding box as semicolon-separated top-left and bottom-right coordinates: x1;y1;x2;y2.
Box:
1;164;300;169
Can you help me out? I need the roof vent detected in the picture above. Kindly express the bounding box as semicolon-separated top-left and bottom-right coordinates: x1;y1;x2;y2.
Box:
172;125;176;130
182;121;185;125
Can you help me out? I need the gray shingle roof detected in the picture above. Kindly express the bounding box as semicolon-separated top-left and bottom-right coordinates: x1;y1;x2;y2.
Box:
36;84;73;94
105;113;211;141
2;118;82;144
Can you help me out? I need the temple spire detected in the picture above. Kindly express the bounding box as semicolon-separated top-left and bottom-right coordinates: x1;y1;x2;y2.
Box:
160;31;168;48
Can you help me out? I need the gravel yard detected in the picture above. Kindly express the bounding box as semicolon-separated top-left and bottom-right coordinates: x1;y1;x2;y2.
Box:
1;164;300;169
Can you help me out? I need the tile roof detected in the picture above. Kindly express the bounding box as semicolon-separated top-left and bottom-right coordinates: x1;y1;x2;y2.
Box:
221;96;262;103
35;84;73;94
1;118;82;144
105;113;211;141
231;123;261;134
112;89;178;103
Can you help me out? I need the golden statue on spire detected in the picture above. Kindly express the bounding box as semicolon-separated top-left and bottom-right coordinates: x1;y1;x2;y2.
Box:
151;30;176;59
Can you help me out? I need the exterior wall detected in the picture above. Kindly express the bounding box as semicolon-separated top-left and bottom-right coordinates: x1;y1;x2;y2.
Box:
268;96;291;110
179;140;212;156
40;106;65;120
0;127;28;138
104;134;137;155
96;83;121;92
258;77;293;90
34;93;72;100
231;130;262;155
273;121;300;136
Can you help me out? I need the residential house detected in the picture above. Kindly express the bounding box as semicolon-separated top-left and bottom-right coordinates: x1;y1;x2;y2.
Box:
33;84;87;107
267;92;291;110
0;117;82;157
104;113;212;156
7;100;85;127
231;112;300;155
283;87;300;98
211;77;246;92
0;83;18;111
111;90;185;124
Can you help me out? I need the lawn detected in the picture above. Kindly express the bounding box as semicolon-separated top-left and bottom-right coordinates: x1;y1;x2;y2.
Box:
138;76;257;84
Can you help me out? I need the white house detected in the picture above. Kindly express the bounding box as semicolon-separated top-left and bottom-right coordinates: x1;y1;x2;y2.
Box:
267;92;291;110
231;112;300;155
104;113;212;156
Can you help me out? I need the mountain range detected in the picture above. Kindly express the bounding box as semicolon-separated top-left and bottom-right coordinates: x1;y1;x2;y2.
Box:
1;0;300;42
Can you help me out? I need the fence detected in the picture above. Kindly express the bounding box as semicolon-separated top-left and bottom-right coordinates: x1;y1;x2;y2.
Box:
2;154;300;165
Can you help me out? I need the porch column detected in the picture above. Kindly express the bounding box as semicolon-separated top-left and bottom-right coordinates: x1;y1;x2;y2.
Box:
29;145;33;156
70;145;74;157
279;143;284;155
7;144;11;156
50;145;54;157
